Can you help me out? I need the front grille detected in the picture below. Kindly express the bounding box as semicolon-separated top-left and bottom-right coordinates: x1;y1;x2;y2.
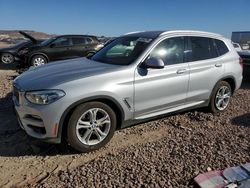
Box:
13;86;19;103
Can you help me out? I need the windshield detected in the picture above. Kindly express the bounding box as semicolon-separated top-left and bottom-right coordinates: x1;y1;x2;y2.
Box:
41;37;56;46
91;36;153;65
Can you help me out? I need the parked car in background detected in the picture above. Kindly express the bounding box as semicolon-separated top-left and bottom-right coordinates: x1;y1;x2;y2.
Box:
13;30;242;152
238;51;250;79
0;31;43;64
232;42;242;52
231;31;250;50
18;35;103;67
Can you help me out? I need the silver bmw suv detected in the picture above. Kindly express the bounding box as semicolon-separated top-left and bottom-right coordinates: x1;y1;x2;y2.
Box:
13;30;243;152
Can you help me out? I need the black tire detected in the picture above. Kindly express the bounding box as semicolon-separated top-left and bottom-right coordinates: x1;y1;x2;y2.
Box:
31;55;47;67
67;102;117;153
1;53;14;64
208;81;232;113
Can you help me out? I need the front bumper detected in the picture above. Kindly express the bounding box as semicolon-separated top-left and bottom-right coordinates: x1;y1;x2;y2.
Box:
13;89;62;144
15;54;30;67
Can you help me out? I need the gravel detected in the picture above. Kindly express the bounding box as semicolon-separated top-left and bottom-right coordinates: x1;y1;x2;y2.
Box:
0;65;249;187
37;84;250;188
0;64;18;111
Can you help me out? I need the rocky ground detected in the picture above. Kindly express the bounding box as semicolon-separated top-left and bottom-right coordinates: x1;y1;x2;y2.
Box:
0;63;249;188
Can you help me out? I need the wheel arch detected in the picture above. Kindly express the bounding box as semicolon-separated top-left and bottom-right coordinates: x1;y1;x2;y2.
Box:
29;52;49;64
209;75;236;102
220;76;236;94
58;95;125;142
85;50;97;56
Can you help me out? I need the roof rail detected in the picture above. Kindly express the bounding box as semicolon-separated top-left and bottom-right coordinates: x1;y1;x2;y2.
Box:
124;31;145;35
160;30;222;37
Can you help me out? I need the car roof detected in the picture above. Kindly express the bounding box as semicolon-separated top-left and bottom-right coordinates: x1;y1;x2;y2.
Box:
56;35;97;38
123;31;164;39
123;30;223;39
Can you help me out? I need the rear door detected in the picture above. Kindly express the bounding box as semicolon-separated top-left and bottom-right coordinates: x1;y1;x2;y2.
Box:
47;37;73;61
71;37;88;57
71;37;98;57
186;36;225;103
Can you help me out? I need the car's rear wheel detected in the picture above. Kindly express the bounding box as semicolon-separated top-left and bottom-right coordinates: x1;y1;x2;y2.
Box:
208;81;232;113
67;102;117;152
1;53;14;64
31;55;47;67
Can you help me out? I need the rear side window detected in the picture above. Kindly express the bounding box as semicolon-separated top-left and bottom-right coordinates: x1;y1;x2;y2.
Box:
150;37;184;65
85;37;94;44
214;39;229;56
72;37;95;45
72;37;85;45
189;37;218;62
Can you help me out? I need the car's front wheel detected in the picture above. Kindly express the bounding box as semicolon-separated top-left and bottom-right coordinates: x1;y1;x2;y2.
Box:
67;102;117;152
1;53;14;64
208;81;232;113
31;55;47;67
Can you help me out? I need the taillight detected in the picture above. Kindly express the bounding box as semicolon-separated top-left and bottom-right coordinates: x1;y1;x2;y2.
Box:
239;57;244;69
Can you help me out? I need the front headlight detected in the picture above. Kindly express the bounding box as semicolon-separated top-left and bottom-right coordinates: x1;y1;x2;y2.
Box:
25;90;65;105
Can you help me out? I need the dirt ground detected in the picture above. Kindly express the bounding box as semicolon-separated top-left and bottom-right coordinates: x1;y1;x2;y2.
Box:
0;42;10;48
0;63;249;187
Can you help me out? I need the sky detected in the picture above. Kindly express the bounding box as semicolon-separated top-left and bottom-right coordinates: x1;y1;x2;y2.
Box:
0;0;249;38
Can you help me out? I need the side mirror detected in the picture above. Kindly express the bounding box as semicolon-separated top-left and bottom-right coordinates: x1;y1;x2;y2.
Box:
143;57;164;69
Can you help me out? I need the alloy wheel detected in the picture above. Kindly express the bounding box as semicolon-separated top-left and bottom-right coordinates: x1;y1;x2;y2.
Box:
33;57;46;66
1;53;14;64
215;86;231;111
76;108;111;146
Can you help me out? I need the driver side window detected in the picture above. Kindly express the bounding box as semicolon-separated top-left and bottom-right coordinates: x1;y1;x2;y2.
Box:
52;37;71;47
150;37;184;65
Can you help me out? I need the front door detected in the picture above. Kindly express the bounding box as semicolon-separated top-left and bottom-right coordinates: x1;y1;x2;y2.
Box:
134;36;190;119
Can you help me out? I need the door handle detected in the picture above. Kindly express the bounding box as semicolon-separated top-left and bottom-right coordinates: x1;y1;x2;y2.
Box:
176;69;187;74
215;63;222;67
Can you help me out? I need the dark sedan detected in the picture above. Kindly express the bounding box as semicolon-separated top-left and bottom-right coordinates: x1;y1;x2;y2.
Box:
18;35;104;67
0;31;43;64
238;51;250;79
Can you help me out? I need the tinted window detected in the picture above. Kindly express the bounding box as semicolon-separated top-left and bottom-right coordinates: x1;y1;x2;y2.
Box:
214;39;229;56
150;37;184;65
72;37;85;45
190;37;218;61
52;37;71;47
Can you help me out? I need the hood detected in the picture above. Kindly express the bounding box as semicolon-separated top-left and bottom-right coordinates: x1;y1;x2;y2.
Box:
0;46;17;52
0;40;30;52
14;58;120;91
19;31;37;43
